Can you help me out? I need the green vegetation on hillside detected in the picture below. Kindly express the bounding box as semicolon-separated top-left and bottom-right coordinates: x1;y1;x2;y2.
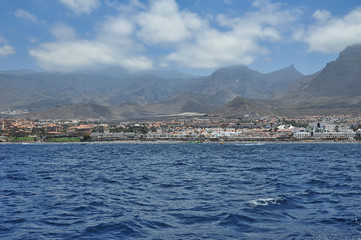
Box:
10;137;37;142
48;137;81;142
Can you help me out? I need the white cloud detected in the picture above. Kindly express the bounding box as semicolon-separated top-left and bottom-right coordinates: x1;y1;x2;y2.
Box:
29;0;299;72
299;7;361;53
50;23;77;41
252;0;281;12
14;9;38;23
29;40;152;72
162;0;296;69
108;0;146;12
313;9;331;22
98;16;135;40
59;0;101;14
0;38;15;58
29;18;152;72
137;0;205;44
165;29;263;68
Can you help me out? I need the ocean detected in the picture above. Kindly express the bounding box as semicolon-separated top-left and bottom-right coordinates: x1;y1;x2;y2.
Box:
0;143;360;239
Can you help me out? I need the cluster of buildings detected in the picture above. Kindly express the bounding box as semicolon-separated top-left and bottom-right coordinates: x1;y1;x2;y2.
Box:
293;122;358;139
0;119;97;141
1;114;361;142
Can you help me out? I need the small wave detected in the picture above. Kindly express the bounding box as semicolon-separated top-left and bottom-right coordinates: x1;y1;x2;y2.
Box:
184;186;195;190
248;197;285;207
5;174;27;181
350;217;361;230
250;166;269;171
217;213;271;233
89;200;106;206
93;176;119;184
170;212;223;225
173;161;187;166
2;189;18;196
319;217;348;225
42;219;75;226
0;225;10;231
84;221;142;238
136;218;173;230
4;218;27;224
72;206;90;211
218;212;256;225
307;178;328;186
159;182;182;188
299;189;318;196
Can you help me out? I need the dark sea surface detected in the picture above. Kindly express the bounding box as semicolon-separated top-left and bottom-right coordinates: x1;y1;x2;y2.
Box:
0;143;360;240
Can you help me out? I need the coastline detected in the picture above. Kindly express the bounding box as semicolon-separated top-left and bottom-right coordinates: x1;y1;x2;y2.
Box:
1;139;360;144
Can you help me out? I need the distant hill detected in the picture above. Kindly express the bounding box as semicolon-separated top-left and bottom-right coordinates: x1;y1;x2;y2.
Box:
274;71;321;101
183;64;304;108
0;72;123;111
0;70;200;111
24;103;114;121
108;74;199;105
211;44;361;117
0;64;304;114
6;44;361;119
305;44;361;97
149;92;211;115
210;95;361;118
209;96;279;118
275;44;361;112
23;92;210;121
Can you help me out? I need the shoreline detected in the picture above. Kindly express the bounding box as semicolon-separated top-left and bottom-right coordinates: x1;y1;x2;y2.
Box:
1;139;360;144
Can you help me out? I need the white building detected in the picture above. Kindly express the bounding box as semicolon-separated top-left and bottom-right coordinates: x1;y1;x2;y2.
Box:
293;122;356;139
293;132;310;139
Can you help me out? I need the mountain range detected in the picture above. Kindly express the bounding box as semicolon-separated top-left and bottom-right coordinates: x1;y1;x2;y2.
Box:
2;44;361;120
0;69;199;112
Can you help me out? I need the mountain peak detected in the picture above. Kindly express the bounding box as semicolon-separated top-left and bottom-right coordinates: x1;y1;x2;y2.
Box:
306;44;361;96
268;64;301;75
342;43;361;52
210;65;259;79
338;43;361;62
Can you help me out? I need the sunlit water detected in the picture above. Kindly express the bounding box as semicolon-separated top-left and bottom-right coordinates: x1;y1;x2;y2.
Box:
1;143;360;239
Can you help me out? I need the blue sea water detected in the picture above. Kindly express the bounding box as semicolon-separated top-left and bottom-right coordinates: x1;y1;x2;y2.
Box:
0;143;360;240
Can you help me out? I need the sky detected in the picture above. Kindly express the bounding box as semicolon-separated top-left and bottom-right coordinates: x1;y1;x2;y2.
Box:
1;0;361;75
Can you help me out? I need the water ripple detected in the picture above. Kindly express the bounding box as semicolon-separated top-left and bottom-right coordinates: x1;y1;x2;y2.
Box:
0;143;360;239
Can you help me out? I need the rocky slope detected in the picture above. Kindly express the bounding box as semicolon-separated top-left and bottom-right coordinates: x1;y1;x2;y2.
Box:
183;64;304;108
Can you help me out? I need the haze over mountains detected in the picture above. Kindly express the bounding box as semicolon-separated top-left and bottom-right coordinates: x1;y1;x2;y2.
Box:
0;69;199;112
1;44;361;120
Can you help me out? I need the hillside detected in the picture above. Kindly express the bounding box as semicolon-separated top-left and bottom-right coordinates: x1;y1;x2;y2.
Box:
25;103;114;121
184;64;304;108
305;44;361;97
210;96;280;118
23;92;210;121
7;44;361;120
211;44;361;117
278;44;361;111
0;70;200;111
